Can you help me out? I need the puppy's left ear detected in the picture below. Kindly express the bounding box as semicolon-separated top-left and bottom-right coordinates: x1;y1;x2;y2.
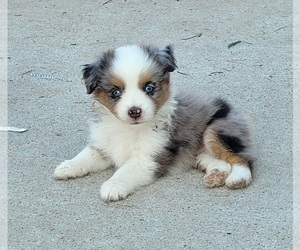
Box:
157;45;177;72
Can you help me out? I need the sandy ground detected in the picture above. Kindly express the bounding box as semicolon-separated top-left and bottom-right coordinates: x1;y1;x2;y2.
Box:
8;0;293;249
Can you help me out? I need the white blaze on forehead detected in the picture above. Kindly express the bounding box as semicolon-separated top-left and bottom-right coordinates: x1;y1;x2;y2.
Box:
113;45;154;87
110;45;158;124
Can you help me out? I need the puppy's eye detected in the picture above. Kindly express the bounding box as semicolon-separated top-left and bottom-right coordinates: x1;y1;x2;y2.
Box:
144;83;155;95
111;88;122;99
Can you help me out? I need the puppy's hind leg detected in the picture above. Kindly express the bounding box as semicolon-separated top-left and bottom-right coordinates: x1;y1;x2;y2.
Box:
198;98;254;189
203;128;252;189
54;146;112;180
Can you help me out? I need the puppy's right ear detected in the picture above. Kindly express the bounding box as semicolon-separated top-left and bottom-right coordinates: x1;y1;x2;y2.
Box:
82;50;115;94
82;63;99;94
158;45;177;72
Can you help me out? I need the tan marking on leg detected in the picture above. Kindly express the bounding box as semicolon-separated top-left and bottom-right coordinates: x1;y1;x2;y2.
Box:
204;129;249;166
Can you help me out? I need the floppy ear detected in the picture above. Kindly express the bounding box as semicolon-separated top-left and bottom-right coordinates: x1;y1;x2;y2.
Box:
82;63;99;94
157;45;177;72
82;50;115;94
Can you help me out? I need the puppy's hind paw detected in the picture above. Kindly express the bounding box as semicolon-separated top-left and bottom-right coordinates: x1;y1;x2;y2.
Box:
225;165;252;189
100;180;131;201
204;169;228;188
54;161;88;180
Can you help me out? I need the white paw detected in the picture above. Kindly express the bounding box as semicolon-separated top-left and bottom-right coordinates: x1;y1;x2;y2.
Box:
203;161;231;188
225;165;252;189
54;161;88;180
204;169;229;188
100;179;131;201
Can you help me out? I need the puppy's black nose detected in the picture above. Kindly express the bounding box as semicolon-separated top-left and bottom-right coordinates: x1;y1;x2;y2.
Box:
128;107;142;119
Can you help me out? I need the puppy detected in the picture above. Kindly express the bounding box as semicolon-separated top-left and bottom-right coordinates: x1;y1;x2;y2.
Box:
54;45;255;201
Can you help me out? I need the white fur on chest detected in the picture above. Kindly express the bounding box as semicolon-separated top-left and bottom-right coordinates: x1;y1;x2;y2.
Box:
89;116;170;167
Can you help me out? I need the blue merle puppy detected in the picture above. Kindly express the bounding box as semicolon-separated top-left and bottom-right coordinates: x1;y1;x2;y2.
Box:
54;45;255;201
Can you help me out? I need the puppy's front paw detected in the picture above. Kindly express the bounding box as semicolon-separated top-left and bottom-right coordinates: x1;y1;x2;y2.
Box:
100;180;131;201
54;161;87;180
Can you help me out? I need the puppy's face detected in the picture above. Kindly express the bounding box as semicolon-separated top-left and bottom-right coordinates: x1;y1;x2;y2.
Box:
82;45;177;124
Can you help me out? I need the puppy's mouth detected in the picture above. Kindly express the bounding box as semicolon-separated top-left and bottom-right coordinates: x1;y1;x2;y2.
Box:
124;118;145;125
113;112;145;125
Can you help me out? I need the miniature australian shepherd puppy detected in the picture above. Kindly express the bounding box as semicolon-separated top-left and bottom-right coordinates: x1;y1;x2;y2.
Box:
54;44;255;201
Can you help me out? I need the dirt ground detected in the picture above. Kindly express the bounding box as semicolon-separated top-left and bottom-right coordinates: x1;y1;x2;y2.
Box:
8;0;293;249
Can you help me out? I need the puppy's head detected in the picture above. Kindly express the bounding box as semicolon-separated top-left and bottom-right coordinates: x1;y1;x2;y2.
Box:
82;45;177;124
